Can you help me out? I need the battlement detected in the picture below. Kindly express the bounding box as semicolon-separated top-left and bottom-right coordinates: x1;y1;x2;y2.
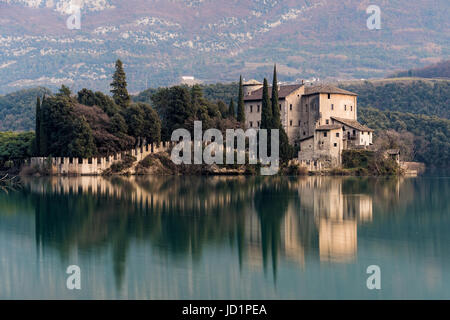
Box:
28;141;175;175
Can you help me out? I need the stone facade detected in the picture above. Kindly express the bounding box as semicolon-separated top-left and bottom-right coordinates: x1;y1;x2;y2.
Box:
330;117;373;148
298;89;358;143
244;83;305;144
298;125;344;170
243;82;369;146
243;80;374;171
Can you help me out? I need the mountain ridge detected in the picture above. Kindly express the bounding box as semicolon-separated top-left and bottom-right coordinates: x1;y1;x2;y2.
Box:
0;0;449;94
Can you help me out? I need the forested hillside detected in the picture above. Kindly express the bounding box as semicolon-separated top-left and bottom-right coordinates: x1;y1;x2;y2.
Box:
0;87;52;131
359;108;450;167
339;80;450;118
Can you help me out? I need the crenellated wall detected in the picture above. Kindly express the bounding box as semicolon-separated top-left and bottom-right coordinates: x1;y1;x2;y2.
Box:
28;142;175;175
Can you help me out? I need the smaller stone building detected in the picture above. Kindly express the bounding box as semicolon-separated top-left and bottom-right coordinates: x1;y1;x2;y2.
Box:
330;117;373;148
299;124;344;170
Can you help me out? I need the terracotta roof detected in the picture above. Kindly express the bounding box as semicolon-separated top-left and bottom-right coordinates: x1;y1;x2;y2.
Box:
244;84;303;101
304;85;357;96
316;124;342;131
331;117;374;132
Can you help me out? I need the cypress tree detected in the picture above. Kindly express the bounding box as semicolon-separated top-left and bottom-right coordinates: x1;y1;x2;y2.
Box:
110;59;130;108
270;65;294;163
228;98;235;118
279;129;293;163
39;95;48;156
35;97;41;156
260;78;272;129
271;65;282;129
237;76;245;123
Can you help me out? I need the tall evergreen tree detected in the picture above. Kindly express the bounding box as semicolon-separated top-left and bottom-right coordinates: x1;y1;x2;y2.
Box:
57;85;72;97
110;59;130;108
228;98;235;118
279;129;293;163
237;76;245;123
271;65;282;129
67;116;96;158
152;86;194;140
39;95;48;156
260;78;272;129
35;97;41;156
217;100;228;118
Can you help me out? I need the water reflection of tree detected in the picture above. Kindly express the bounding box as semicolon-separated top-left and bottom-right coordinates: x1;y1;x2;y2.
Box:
253;178;296;281
31;176;258;289
19;175;448;290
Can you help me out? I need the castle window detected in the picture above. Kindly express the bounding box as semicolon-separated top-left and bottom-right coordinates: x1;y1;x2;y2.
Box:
334;143;337;147
353;129;356;135
350;105;353;111
324;132;327;137
326;120;329;124
250;105;253;113
250;121;253;127
290;104;292;110
328;93;331;99
298;120;301;126
290;120;293;126
344;105;347;111
279;104;282;111
331;104;334;110
303;132;306;136
257;105;260;112
336;133;340;137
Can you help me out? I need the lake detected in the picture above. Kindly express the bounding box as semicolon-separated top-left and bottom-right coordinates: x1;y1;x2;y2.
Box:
0;175;449;299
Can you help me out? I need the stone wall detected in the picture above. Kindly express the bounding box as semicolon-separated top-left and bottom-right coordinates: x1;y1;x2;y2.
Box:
28;142;174;176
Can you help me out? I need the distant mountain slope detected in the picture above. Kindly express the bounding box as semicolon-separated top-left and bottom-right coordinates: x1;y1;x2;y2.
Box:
388;60;450;79
339;79;450;119
0;87;51;131
0;0;449;94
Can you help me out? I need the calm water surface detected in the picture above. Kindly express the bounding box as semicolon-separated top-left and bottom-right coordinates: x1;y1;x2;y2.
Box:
0;175;449;299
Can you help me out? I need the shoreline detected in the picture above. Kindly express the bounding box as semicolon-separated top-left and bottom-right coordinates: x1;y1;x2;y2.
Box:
16;151;426;178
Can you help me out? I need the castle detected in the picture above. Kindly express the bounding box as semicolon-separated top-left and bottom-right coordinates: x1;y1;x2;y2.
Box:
243;80;374;170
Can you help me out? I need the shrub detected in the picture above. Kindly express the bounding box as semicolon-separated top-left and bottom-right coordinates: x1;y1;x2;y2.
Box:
104;154;136;174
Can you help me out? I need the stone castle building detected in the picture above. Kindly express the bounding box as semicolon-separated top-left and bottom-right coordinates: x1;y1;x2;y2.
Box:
243;79;373;169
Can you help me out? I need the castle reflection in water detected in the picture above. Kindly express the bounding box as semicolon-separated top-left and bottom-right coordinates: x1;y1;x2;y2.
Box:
19;175;407;280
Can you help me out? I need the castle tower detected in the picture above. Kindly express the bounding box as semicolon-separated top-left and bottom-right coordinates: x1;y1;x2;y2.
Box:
243;79;263;96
